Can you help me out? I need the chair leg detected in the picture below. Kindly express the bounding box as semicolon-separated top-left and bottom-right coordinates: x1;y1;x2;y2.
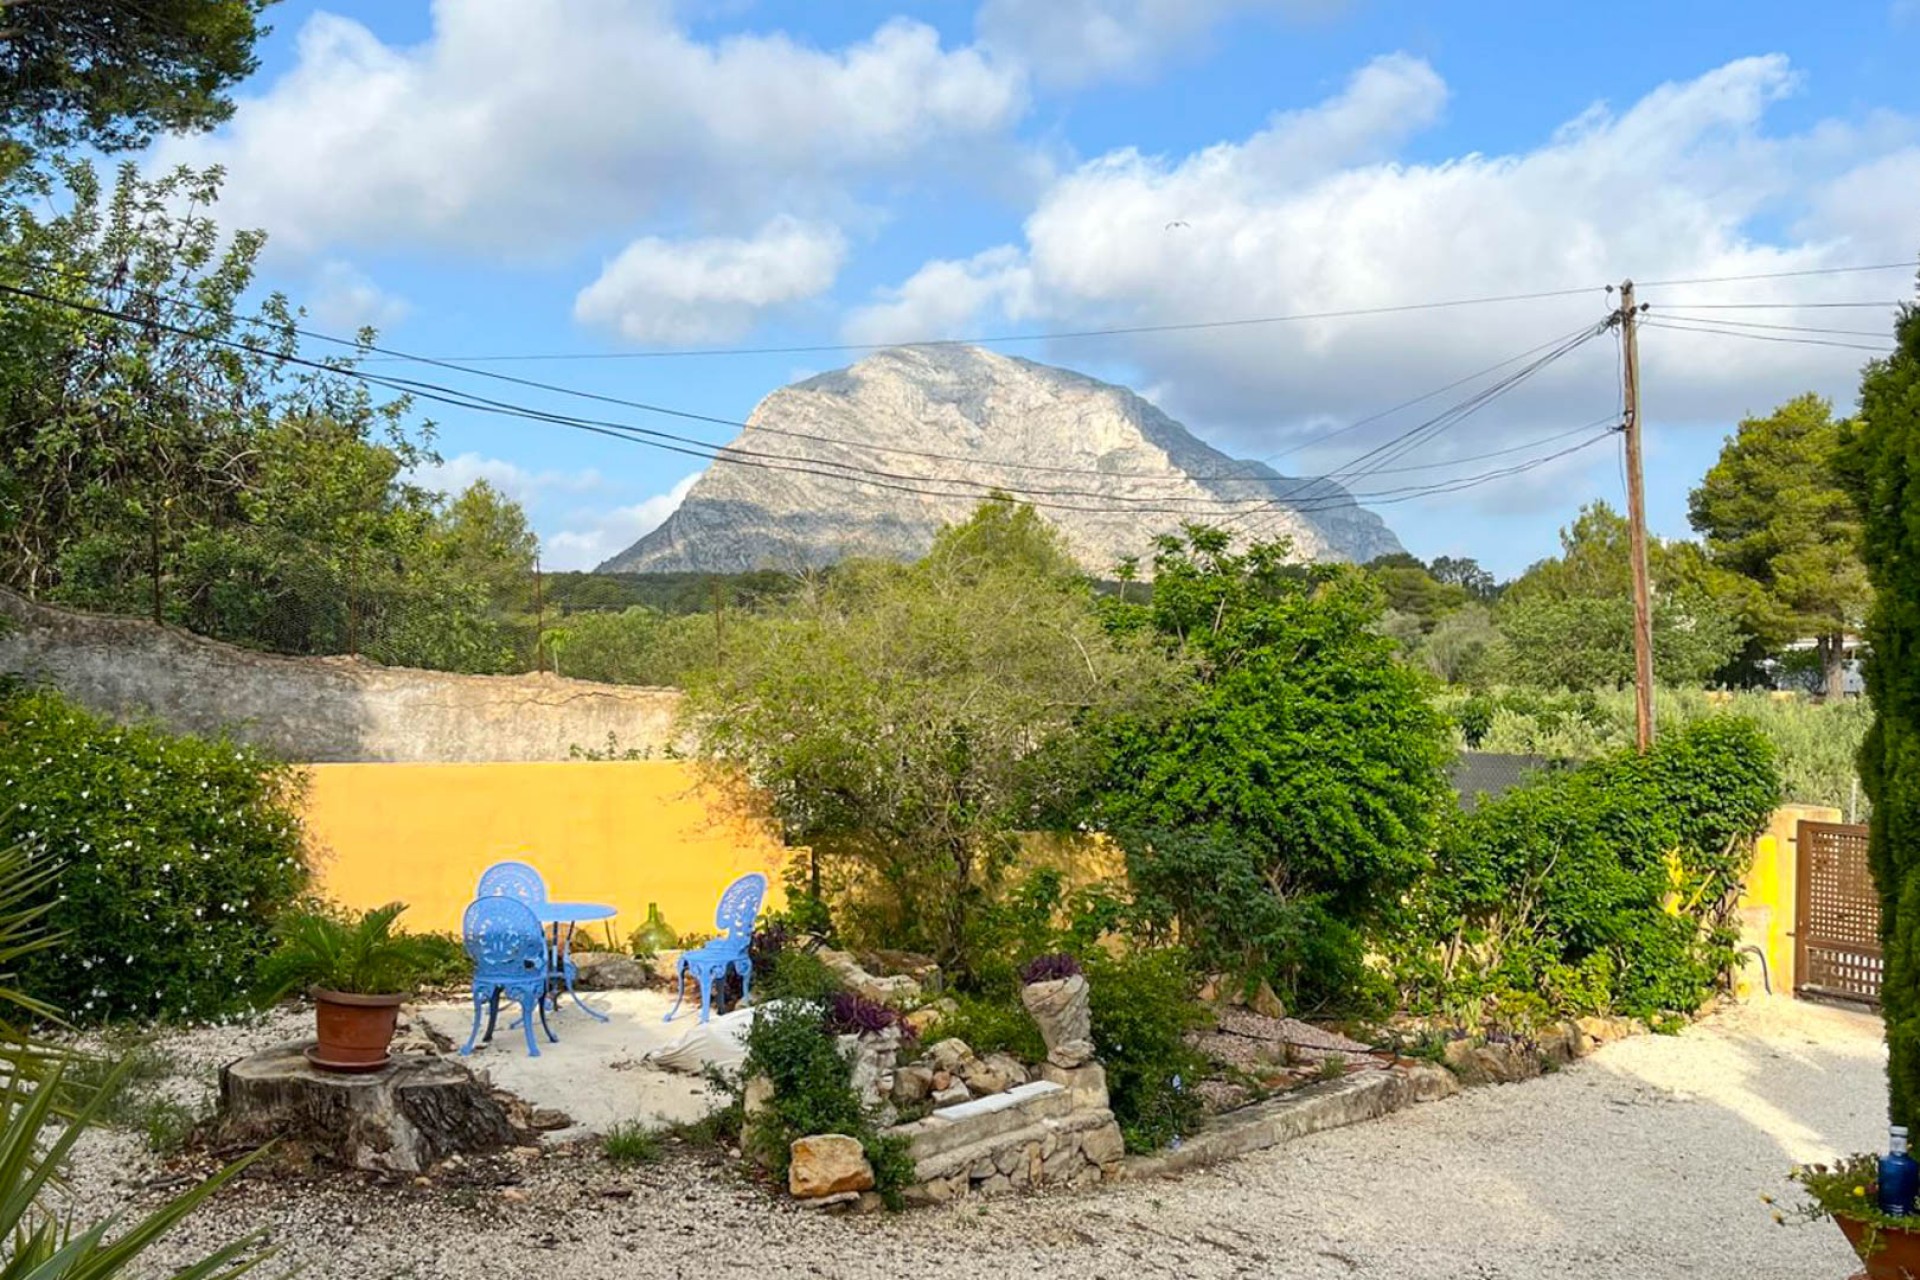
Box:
461;987;487;1056
698;965;714;1023
538;994;557;1044
663;958;689;1023
483;988;502;1044
520;991;541;1058
739;958;753;1006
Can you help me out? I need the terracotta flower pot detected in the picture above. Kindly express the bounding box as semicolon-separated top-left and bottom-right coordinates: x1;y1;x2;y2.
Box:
1836;1214;1920;1279
307;988;404;1073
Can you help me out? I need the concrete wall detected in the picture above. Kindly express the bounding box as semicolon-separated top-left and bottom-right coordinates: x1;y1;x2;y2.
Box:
0;589;682;762
303;761;789;938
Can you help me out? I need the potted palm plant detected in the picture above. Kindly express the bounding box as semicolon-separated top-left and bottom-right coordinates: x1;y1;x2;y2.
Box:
259;902;441;1072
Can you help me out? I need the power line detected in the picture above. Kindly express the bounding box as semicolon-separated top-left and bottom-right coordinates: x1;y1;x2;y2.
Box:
358;285;1611;364
353;260;1913;365
3;279;1616;527
1640;318;1891;353
5;256;1618;495
1227;320;1609;539
1636;261;1915;287
1641;299;1905;310
1644;312;1893;339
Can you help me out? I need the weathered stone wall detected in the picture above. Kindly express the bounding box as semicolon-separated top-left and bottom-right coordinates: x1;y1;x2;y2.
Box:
890;1073;1126;1204
0;590;682;763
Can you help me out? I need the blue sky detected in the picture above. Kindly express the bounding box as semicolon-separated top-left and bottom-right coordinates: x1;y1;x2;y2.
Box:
145;0;1920;572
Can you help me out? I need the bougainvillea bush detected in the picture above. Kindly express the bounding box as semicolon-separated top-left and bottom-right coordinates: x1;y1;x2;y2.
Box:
0;686;310;1021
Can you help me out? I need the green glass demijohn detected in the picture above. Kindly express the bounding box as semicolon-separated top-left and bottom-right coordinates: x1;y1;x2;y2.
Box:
632;902;677;954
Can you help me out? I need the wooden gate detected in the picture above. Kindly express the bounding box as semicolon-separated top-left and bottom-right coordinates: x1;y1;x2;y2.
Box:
1794;820;1882;1005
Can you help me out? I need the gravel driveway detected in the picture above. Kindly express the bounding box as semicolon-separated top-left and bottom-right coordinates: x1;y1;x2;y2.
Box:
66;995;1884;1278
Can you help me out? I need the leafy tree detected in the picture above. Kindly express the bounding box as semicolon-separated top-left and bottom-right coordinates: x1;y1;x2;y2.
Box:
1838;298;1920;1129
0;0;274;173
1420;602;1500;684
1089;526;1452;1006
687;497;1178;977
1498;593;1744;689
1365;559;1469;631
547;606;714;686
0;160;538;672
1498;502;1746;688
1689;393;1870;697
1429;554;1498;601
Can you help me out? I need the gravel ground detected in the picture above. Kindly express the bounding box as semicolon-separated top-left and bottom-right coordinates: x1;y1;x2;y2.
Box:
58;995;1882;1278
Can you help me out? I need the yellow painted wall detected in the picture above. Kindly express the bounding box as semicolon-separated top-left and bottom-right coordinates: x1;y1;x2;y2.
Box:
301;762;789;941
1734;803;1841;998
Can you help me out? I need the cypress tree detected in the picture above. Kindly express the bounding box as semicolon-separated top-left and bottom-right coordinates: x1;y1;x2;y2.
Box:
1843;295;1920;1128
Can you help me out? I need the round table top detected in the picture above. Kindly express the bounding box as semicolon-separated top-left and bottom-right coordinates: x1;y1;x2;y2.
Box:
537;901;617;923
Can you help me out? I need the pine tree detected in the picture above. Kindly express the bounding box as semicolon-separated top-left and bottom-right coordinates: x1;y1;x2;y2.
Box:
1841;296;1920;1127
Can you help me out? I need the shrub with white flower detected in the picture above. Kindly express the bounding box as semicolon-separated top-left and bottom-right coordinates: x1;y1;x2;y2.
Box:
0;687;310;1021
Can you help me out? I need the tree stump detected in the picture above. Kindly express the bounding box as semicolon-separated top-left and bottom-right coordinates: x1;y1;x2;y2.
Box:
215;1041;520;1174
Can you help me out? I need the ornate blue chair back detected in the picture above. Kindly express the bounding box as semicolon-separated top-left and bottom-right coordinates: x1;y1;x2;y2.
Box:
463;896;548;982
711;873;768;952
477;859;547;906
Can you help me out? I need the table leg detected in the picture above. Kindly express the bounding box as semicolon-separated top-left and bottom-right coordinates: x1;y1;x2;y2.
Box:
558;920;609;1023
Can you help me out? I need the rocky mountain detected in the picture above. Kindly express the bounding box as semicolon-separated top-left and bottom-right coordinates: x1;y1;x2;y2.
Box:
598;346;1403;575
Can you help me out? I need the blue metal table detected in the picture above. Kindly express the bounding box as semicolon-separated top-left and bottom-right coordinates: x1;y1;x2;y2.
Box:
536;901;616;1023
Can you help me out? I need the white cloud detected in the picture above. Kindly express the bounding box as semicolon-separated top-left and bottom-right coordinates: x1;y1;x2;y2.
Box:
976;0;1338;90
410;453;606;504
155;3;1026;254
574;218;847;343
842;245;1034;345
852;53;1918;509
306;260;410;333
542;473;702;570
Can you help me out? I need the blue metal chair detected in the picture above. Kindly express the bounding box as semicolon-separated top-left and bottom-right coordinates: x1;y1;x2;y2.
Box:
460;897;559;1058
476;860;547;906
663;873;768;1024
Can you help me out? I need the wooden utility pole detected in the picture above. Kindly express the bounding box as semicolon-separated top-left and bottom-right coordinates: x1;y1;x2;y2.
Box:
533;557;547;673
1619;279;1655;752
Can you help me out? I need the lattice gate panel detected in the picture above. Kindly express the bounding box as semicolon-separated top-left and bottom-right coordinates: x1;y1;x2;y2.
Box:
1795;820;1881;1006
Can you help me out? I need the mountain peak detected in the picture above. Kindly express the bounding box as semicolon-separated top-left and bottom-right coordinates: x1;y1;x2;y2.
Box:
597;347;1402;574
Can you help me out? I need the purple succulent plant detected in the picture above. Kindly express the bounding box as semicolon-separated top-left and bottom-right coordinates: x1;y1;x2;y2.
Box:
1020;952;1083;984
825;991;914;1040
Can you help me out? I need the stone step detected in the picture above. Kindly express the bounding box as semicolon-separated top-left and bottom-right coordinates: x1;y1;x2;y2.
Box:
891;1080;1071;1161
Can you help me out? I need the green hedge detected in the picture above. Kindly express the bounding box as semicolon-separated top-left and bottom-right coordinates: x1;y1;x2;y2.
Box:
0;687;310;1021
1841;302;1920;1128
1394;718;1780;1025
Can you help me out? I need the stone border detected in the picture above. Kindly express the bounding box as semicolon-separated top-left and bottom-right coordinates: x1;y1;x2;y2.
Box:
1121;1013;1643;1182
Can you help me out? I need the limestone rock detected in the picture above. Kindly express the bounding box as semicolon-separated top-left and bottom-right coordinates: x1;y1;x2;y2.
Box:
599;346;1402;575
1021;976;1094;1067
817;949;921;1005
1249;980;1287;1021
1038;1060;1109;1110
789;1134;875;1198
903;1007;945;1038
744;1073;775;1118
795;1190;862;1211
858;949;943;991
925;1038;976;1076
892;1064;934;1106
981;1052;1029;1089
930;1082;971;1107
571;951;649;990
1080;1121;1126;1168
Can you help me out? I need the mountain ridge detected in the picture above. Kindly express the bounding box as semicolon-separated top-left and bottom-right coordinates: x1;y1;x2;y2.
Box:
598;346;1403;574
